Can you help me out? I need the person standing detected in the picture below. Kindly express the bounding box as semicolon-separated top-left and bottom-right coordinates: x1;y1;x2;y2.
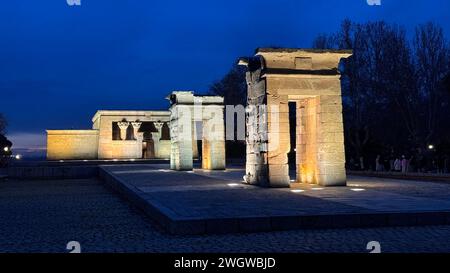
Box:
394;157;402;172
401;155;408;173
359;156;365;171
375;155;383;172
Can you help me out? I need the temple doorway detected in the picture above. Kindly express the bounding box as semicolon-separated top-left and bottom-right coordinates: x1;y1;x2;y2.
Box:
142;140;155;159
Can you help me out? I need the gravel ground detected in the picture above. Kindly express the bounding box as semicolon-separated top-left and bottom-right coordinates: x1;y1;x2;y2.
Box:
1;178;450;253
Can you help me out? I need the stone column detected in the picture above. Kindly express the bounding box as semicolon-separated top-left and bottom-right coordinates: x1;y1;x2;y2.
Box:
154;122;164;137
153;122;164;158
117;121;130;141
296;98;319;184
170;105;193;170
244;69;269;186
192;121;199;159
316;95;346;186
131;121;143;158
266;94;291;187
131;121;142;140
245;104;262;185
202;106;225;170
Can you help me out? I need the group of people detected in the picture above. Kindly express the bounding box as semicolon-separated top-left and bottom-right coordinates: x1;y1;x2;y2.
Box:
348;153;450;174
376;155;411;173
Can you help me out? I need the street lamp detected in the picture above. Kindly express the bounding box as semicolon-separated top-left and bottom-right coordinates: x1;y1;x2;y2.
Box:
3;147;8;152
15;154;21;160
428;144;435;150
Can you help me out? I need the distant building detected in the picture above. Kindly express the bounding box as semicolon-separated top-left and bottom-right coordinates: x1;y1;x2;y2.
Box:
47;110;184;160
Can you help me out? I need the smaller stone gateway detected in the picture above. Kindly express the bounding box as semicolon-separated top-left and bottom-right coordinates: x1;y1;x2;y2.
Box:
167;91;226;171
239;48;352;188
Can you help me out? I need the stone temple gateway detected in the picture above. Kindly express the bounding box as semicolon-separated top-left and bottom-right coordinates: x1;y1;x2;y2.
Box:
168;91;226;171
239;48;352;188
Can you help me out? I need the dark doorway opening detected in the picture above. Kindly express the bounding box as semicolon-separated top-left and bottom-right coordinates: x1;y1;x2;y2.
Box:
142;140;155;159
288;102;297;182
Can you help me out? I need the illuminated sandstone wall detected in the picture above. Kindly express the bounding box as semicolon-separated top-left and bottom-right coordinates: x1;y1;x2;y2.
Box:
47;111;172;160
94;111;170;160
202;105;226;170
47;130;99;160
96;114;142;159
158;140;171;159
241;48;351;187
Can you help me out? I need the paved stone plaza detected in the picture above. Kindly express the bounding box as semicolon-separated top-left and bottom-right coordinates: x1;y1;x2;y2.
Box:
99;164;450;234
2;176;450;253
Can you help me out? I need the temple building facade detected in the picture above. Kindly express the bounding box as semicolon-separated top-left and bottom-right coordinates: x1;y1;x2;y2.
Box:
47;110;185;160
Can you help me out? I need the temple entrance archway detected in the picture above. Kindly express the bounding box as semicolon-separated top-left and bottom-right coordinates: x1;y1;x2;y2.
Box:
167;91;226;171
239;48;352;188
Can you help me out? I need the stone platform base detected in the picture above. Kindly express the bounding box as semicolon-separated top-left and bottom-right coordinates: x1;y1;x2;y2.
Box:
99;164;450;235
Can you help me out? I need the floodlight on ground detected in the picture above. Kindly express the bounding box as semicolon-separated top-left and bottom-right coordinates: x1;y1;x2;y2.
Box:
291;189;305;193
227;183;240;187
351;188;366;192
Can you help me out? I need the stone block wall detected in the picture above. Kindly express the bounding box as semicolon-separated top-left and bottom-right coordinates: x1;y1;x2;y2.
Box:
47;130;99;160
158;140;171;159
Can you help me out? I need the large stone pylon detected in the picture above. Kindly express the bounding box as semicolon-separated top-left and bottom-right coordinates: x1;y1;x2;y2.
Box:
239;48;352;188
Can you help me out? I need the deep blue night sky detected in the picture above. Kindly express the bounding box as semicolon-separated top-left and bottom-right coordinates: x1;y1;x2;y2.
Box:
1;0;449;155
